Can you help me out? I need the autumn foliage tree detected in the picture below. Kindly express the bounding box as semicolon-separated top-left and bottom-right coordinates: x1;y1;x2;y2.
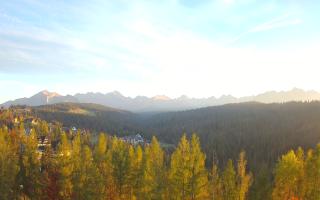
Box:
169;134;208;200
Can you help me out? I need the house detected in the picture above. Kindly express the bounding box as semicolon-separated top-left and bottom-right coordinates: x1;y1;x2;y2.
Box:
62;126;78;135
37;136;51;153
120;134;144;145
62;127;70;133
48;123;53;132
24;117;38;125
14;117;19;124
25;127;31;135
31;118;38;125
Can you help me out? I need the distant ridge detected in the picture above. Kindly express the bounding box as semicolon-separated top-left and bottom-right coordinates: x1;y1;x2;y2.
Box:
34;102;129;114
2;88;320;112
2;90;79;107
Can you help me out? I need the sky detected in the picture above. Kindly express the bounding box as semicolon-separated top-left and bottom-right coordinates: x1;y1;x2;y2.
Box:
1;0;320;103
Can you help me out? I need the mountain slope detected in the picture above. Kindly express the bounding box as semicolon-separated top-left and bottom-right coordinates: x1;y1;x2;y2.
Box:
138;101;320;171
9;100;320;174
32;103;139;135
2;90;77;107
240;88;320;103
24;101;320;173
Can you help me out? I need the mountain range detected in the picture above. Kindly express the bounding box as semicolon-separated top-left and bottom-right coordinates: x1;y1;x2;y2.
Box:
2;88;320;112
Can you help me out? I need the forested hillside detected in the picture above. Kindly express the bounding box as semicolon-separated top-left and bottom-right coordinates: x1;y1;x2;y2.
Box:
1;108;320;200
32;103;140;136
140;102;320;170
30;102;320;174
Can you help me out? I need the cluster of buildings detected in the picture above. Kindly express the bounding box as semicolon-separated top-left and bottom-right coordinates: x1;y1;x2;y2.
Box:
37;136;51;155
119;134;149;145
2;107;149;156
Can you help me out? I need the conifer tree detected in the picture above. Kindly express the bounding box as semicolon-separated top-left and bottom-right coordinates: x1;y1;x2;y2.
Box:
169;134;191;200
169;134;208;200
248;165;272;200
110;137;132;199
237;151;252;200
209;163;223;200
71;133;82;199
0;128;19;200
56;133;73;200
131;145;144;199
126;145;136;199
221;159;237;200
41;146;60;200
295;147;306;199
144;136;166;200
80;145;102;200
38;120;49;137
93;133;112;198
20;128;43;199
304;144;320;199
94;133;107;164
189;134;208;200
272;150;304;200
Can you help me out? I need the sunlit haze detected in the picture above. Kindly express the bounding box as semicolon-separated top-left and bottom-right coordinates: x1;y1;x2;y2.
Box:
1;0;320;103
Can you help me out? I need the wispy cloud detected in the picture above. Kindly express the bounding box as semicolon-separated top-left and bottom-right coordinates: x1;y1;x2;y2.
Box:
0;11;23;24
249;14;302;33
231;14;302;44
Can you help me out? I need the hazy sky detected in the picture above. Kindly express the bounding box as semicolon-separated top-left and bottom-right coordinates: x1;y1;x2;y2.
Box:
1;0;320;103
